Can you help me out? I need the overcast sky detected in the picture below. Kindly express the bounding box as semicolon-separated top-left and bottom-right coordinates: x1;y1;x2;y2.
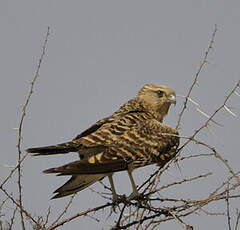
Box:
1;1;240;229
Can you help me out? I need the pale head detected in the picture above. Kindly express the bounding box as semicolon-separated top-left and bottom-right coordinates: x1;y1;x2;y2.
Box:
137;84;176;122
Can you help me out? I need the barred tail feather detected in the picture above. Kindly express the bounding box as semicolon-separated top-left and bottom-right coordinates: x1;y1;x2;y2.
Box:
51;174;105;199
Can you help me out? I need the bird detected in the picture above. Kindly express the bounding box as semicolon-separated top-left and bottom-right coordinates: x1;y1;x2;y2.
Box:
26;84;179;201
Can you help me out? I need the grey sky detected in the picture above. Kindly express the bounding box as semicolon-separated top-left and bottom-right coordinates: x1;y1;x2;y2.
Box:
1;1;240;229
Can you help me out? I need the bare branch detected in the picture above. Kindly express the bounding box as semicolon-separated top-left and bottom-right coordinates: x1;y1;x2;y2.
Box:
224;105;237;117
46;202;112;230
170;211;193;230
176;24;217;130
234;210;240;230
0;186;41;228
15;26;50;230
8;206;17;230
226;184;232;230
157;172;212;191
51;195;75;226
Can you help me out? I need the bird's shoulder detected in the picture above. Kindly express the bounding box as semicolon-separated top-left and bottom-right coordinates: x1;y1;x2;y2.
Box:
138;119;179;136
72;110;153;146
73;98;145;140
118;118;179;150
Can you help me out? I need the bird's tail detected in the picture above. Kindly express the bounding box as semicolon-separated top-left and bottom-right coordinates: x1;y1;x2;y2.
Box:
26;141;81;156
51;174;105;199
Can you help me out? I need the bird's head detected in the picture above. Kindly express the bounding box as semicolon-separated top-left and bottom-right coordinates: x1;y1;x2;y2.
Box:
137;84;176;122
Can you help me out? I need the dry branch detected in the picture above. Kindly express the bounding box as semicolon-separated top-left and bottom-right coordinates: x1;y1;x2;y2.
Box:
0;27;50;230
176;24;217;130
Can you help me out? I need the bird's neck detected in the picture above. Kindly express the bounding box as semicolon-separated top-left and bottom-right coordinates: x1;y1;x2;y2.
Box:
116;99;170;123
140;100;171;122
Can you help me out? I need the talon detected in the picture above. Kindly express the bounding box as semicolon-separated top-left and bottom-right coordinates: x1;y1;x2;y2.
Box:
127;191;140;201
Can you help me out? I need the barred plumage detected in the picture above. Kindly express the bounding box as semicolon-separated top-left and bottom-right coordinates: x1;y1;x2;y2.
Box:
27;84;179;200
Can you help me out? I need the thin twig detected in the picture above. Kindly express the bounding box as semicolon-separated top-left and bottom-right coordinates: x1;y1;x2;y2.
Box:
179;153;214;161
16;26;50;230
112;213;164;230
0;186;41;228
0;154;28;189
177;80;240;182
7;206;17;230
170;211;193;230
114;204;127;228
46;202;112;230
44;207;51;227
226;183;232;230
176;24;217;130
0;197;9;210
234;210;240;230
51;195;75;226
157;172;212;191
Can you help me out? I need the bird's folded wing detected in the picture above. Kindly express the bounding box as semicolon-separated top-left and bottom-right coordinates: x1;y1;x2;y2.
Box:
28;110;149;157
43;157;130;175
76;110;147;148
43;119;179;176
26;116;111;156
73;116;113;139
106;119;180;166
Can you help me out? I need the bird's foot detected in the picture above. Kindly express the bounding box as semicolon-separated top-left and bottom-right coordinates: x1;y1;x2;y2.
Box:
127;192;151;207
127;191;140;201
111;194;127;212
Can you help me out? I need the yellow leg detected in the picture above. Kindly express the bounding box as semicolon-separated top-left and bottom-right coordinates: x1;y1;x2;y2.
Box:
127;168;139;199
108;174;118;202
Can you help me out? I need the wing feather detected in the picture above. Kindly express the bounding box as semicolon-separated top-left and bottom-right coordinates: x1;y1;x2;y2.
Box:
44;156;130;175
107;119;179;167
51;174;105;199
44;119;179;177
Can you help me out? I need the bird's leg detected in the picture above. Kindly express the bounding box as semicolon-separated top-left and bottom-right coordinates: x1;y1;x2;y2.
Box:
108;174;118;202
108;174;121;213
127;168;139;200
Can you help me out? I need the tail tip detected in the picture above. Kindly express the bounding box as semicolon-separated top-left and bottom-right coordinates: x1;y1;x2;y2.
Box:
51;194;61;199
43;168;57;174
26;148;35;153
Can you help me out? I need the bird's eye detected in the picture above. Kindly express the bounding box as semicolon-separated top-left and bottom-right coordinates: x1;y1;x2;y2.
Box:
156;90;164;97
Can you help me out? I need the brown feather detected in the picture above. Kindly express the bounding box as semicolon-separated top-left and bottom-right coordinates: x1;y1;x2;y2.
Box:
27;84;179;199
51;174;105;199
44;157;129;175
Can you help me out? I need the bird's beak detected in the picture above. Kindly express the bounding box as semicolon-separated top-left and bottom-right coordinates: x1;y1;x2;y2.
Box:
167;94;176;105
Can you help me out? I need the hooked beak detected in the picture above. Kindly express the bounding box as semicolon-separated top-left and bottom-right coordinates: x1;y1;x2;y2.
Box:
167;94;176;105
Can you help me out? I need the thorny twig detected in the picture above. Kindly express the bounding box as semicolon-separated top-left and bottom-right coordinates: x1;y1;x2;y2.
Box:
170;211;193;230
8;207;17;230
176;80;240;180
0;186;41;228
234;210;240;230
45;202;112;230
43;207;51;228
226;183;232;230
51;195;75;226
176;24;217;130
0;27;50;230
16;26;50;230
